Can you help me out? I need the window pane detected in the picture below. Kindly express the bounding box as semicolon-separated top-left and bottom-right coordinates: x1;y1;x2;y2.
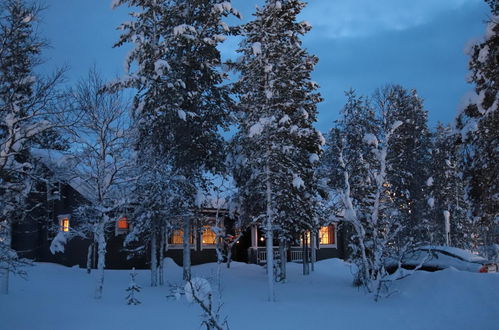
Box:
319;225;335;245
61;218;69;232
171;230;184;244
202;226;217;245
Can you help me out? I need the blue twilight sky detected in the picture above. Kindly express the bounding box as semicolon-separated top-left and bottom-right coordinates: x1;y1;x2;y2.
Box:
38;0;490;132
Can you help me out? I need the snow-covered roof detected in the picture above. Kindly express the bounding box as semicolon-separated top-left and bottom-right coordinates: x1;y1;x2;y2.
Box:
30;148;96;202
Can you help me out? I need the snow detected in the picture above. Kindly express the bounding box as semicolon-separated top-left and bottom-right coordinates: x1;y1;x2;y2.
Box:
153;59;170;75
248;117;274;138
177;109;187;121
363;133;378;147
1;259;498;330
427;197;435;208
292;175;305;189
30;148;96;201
309;153;319;163
252;42;262;55
49;232;66;254
22;15;32;23
419;245;489;263
184;277;212;304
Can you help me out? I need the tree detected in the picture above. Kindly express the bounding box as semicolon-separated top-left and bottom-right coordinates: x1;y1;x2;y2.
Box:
427;123;473;248
231;0;323;300
339;116;406;300
125;268;141;305
124;150;182;287
0;0;66;295
375;85;432;244
456;1;498;259
111;0;239;281
320;90;379;261
51;68;131;299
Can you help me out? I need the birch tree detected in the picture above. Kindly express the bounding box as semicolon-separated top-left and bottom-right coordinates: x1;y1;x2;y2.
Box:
0;0;67;294
52;68;131;299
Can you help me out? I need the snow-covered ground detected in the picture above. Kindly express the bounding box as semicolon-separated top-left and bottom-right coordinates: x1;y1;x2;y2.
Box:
1;258;498;330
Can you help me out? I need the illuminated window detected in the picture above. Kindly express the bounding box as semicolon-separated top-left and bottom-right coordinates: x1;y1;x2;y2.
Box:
202;226;217;245
169;230;193;245
319;225;335;245
117;217;129;230
115;217;129;235
60;217;70;232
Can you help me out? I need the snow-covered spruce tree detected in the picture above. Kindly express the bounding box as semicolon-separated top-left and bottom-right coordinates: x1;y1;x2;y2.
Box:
456;1;498;259
427;123;473;248
111;0;239;281
375;85;432;245
126;268;141;305
56;68;131;299
231;0;322;299
124;150;185;287
0;0;66;295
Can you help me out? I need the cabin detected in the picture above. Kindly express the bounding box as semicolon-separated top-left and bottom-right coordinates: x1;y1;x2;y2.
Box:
10;149;347;270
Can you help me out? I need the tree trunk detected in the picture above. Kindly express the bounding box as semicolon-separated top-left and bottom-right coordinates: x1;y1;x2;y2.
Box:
265;163;275;302
226;244;232;269
0;221;12;295
183;216;191;281
311;232;316;272
302;232;310;275
279;239;286;282
86;243;94;274
94;223;106;299
159;226;166;286
150;231;158;287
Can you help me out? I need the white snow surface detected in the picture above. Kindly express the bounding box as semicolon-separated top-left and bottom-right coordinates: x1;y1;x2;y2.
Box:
1;259;498;330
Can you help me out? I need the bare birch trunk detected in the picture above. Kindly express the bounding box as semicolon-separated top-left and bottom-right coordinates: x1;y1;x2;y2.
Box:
95;222;106;299
183;216;191;281
86;243;94;274
0;222;11;295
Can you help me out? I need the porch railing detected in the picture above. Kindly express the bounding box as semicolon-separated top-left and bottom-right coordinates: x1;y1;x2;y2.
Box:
253;247;311;264
257;248;280;264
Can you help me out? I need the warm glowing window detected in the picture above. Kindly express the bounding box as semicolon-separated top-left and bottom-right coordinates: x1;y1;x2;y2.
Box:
117;217;129;230
202;226;217;245
170;229;194;245
60;218;70;232
171;230;184;244
319;225;335;245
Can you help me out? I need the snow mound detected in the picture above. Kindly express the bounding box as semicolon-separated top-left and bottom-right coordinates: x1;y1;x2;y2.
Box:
184;277;212;305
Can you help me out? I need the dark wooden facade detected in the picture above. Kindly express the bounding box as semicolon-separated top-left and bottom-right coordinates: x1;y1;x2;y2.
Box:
11;161;347;269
